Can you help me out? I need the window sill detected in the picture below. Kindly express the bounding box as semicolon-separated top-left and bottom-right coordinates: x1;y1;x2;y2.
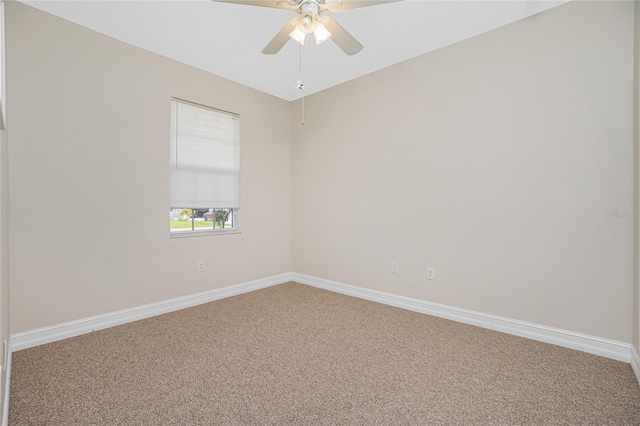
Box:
170;229;241;239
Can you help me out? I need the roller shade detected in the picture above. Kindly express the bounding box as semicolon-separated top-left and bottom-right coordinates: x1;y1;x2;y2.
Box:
170;99;240;209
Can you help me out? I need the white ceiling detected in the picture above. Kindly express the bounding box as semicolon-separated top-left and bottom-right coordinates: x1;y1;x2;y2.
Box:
21;0;569;101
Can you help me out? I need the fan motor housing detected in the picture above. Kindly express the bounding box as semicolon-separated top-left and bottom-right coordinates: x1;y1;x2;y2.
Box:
300;1;320;17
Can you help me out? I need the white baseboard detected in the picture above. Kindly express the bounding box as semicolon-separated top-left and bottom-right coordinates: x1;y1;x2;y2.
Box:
3;272;637;423
2;349;10;426
631;346;640;387
11;273;292;352
9;271;635;367
292;273;633;363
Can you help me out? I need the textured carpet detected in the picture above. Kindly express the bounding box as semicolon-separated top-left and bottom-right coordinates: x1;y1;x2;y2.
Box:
9;282;640;425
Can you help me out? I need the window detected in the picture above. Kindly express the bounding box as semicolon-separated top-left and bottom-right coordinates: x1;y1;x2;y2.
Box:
169;98;240;236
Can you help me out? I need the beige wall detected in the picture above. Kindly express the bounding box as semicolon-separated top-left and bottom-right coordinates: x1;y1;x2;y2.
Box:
1;0;9;413
0;128;7;415
634;0;640;353
6;2;292;333
292;0;634;343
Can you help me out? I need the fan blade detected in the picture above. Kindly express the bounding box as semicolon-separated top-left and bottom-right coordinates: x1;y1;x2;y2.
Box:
262;18;298;54
212;0;287;9
326;0;402;12
322;16;363;55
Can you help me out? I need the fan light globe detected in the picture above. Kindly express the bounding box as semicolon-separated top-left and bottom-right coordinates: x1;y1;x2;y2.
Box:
289;26;307;45
290;14;316;45
313;21;331;44
300;16;312;30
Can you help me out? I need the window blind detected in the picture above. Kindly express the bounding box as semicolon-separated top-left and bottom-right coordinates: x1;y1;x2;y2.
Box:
170;99;240;209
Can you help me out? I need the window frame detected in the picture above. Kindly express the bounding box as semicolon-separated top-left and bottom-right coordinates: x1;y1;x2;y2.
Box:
169;98;240;238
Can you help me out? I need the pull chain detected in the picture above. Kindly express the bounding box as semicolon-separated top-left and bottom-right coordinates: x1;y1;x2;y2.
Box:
296;35;307;90
297;36;307;125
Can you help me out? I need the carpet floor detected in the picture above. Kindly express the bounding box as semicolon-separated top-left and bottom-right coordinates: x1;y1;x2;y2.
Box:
8;282;640;425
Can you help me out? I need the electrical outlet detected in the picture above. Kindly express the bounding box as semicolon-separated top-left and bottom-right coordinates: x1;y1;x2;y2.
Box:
391;262;399;274
197;260;205;272
427;267;435;280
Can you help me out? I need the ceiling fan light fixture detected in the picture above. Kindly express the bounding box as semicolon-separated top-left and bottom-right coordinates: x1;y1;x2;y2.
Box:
313;21;331;44
214;0;400;56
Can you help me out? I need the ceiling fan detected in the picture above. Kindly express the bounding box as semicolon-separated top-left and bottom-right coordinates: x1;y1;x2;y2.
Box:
212;0;402;56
